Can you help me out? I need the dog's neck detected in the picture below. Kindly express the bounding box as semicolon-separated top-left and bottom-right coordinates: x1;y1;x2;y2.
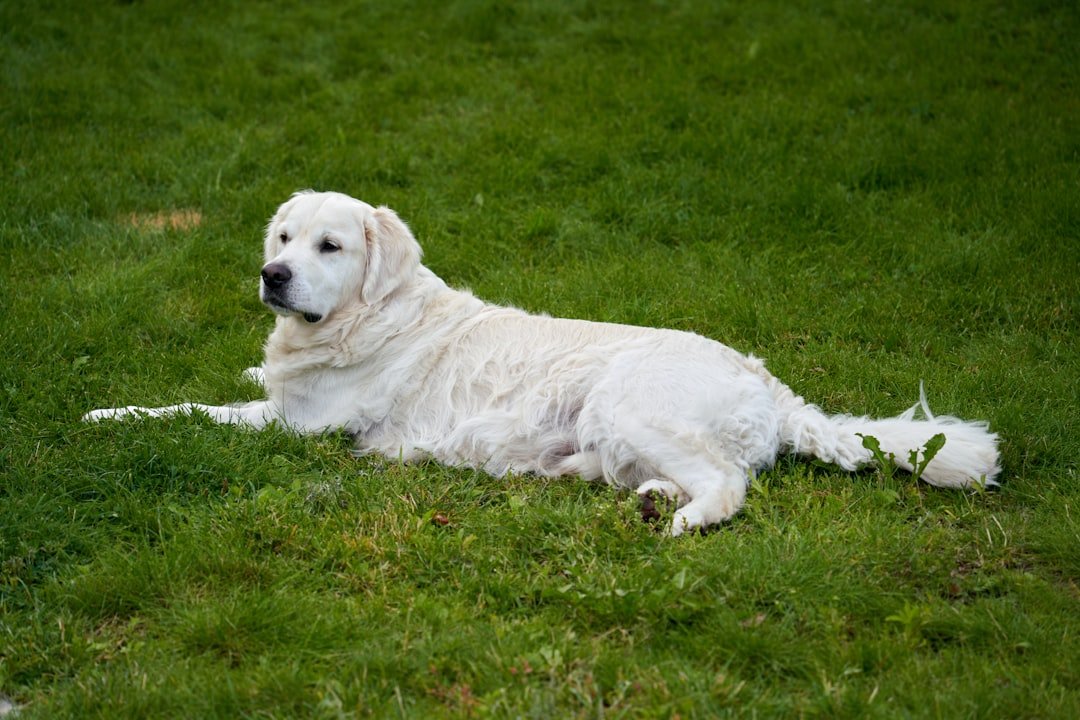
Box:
262;266;477;375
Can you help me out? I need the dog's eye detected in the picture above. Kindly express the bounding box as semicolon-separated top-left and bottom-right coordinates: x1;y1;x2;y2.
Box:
320;240;340;253
279;232;289;244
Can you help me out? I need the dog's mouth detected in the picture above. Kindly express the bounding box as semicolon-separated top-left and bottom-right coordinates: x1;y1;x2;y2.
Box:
262;294;322;324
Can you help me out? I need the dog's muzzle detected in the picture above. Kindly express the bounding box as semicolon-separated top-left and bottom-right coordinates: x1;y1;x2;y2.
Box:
260;263;322;323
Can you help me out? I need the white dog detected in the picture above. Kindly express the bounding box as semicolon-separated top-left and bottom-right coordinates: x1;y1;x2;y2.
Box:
86;191;1001;535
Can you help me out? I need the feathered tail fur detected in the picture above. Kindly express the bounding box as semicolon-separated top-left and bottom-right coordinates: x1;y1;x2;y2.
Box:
772;381;1000;487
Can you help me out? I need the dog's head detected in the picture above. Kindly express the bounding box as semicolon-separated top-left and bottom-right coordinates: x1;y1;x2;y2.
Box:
260;191;421;324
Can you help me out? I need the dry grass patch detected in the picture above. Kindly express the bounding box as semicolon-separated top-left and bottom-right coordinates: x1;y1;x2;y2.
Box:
125;209;202;232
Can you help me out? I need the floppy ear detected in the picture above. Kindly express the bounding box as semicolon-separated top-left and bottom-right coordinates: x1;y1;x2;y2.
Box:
362;206;422;305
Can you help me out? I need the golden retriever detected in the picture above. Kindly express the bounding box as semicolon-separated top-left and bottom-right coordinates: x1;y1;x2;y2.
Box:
87;191;1000;535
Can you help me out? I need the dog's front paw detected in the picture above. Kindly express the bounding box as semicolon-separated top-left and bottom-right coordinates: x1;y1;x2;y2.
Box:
83;406;146;422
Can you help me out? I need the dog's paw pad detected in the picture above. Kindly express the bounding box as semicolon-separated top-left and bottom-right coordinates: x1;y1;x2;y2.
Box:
639;491;663;523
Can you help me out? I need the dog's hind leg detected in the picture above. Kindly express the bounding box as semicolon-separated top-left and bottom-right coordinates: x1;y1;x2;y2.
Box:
666;458;750;536
604;416;753;536
579;346;778;534
642;448;750;536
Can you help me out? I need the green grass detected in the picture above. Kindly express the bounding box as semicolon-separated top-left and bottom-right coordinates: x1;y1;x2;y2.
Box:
2;0;1078;716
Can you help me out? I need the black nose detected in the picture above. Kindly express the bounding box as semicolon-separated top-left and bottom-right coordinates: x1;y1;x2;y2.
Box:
261;263;292;289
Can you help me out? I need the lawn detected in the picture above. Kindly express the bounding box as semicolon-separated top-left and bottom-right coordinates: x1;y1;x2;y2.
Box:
2;0;1078;717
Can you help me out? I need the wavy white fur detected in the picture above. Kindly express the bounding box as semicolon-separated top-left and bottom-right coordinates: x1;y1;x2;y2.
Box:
85;191;1001;535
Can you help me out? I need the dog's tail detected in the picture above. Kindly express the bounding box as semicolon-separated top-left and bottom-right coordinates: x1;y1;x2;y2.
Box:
768;378;1000;488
